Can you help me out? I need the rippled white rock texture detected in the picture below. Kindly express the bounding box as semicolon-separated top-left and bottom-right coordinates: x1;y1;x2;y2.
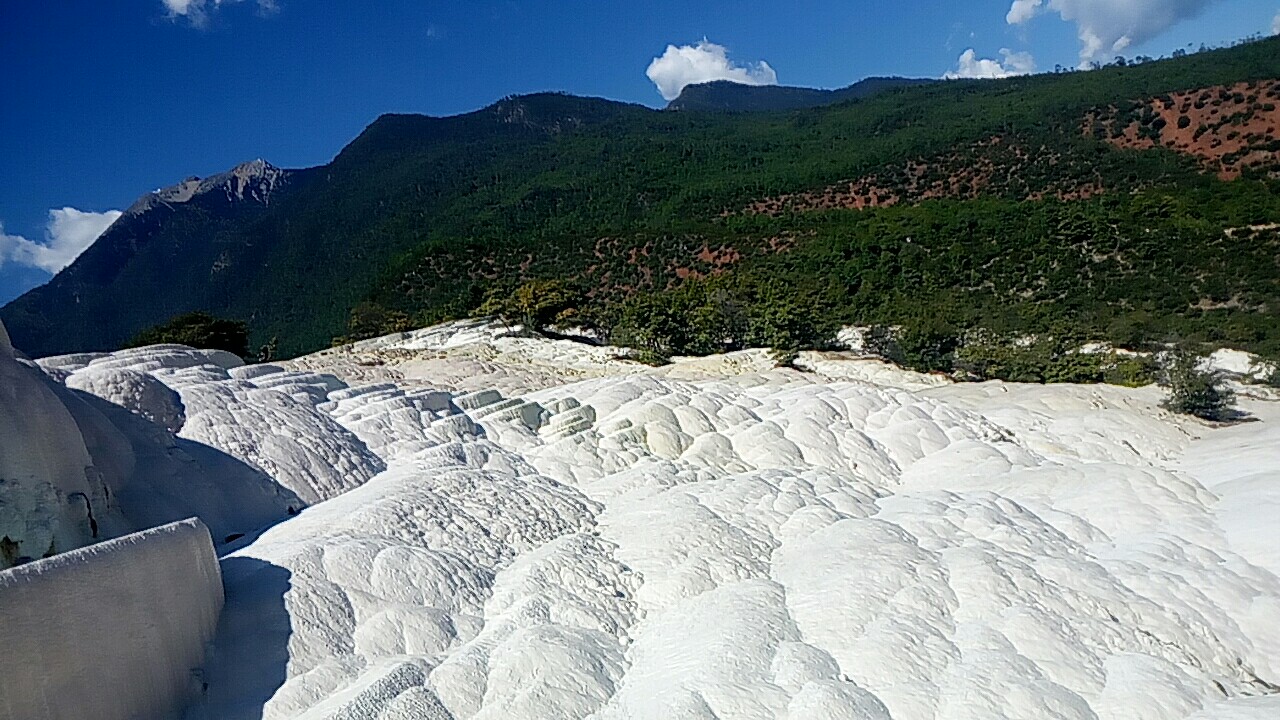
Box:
4;319;1279;719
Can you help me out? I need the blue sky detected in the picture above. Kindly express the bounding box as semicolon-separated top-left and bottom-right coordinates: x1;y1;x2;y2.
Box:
2;0;1278;302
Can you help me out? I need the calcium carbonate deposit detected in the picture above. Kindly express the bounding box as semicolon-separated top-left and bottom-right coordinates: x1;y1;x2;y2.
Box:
4;319;1279;719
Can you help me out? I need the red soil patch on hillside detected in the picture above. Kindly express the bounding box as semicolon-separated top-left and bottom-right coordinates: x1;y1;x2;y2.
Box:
737;81;1280;217
736;137;1102;217
1086;80;1280;179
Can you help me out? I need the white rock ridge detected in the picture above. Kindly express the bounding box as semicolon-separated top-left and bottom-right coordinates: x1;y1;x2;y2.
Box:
0;518;224;720
0;336;112;566
4;319;1279;719
0;330;303;567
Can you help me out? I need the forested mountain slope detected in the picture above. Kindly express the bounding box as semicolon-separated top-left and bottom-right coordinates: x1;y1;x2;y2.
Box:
665;76;935;112
4;38;1280;358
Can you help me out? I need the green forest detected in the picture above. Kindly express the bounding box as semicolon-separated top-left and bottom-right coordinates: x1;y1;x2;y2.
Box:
4;36;1279;364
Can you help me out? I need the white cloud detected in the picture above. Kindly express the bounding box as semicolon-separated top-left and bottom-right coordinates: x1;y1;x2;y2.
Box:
646;40;779;101
0;209;123;275
1007;0;1044;24
1006;0;1221;63
945;48;1037;79
1272;11;1280;35
161;0;277;27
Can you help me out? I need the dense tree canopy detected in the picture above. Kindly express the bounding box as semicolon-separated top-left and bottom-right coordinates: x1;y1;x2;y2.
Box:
127;312;250;357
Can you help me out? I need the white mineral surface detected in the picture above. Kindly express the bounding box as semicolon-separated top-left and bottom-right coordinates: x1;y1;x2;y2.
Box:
4;319;1278;719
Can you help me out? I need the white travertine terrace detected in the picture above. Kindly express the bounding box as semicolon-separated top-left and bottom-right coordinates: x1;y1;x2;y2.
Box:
3;318;1278;719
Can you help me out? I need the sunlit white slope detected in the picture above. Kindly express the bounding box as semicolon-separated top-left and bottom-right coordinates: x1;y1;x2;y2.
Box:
13;318;1277;719
168;323;1280;719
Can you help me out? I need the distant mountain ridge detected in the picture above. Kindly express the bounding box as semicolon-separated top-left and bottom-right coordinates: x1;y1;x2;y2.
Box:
1;160;315;356
666;76;936;112
4;37;1280;359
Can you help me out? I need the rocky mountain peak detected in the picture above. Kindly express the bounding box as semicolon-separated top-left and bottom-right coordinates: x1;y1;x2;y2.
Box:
206;158;289;204
126;159;291;216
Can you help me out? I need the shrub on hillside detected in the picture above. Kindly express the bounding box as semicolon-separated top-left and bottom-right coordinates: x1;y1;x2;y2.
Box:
256;336;280;363
127;312;249;357
1043;351;1108;384
874;324;1161;386
479;280;581;335
862;325;902;363
864;320;961;374
332;302;414;346
610;295;684;362
611;284;739;360
1159;349;1237;421
954;332;1045;382
608;277;834;367
741;282;837;367
630;349;673;367
955;331;1107;384
1103;355;1160;387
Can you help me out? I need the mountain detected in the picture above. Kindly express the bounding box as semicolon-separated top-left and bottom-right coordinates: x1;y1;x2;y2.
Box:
1;94;653;358
665;76;936;112
0;159;313;357
123;159;291;215
4;39;1280;359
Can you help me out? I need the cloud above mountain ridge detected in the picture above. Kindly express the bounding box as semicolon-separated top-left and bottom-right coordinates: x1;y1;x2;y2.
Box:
946;48;1037;79
0;209;123;275
646;40;779;101
1007;0;1222;63
161;0;278;27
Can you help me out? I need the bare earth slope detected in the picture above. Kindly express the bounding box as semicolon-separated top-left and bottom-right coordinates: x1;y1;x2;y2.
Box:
12;320;1280;719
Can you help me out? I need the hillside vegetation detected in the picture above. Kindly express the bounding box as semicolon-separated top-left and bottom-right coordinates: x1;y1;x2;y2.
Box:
665;76;936;112
4;37;1280;359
